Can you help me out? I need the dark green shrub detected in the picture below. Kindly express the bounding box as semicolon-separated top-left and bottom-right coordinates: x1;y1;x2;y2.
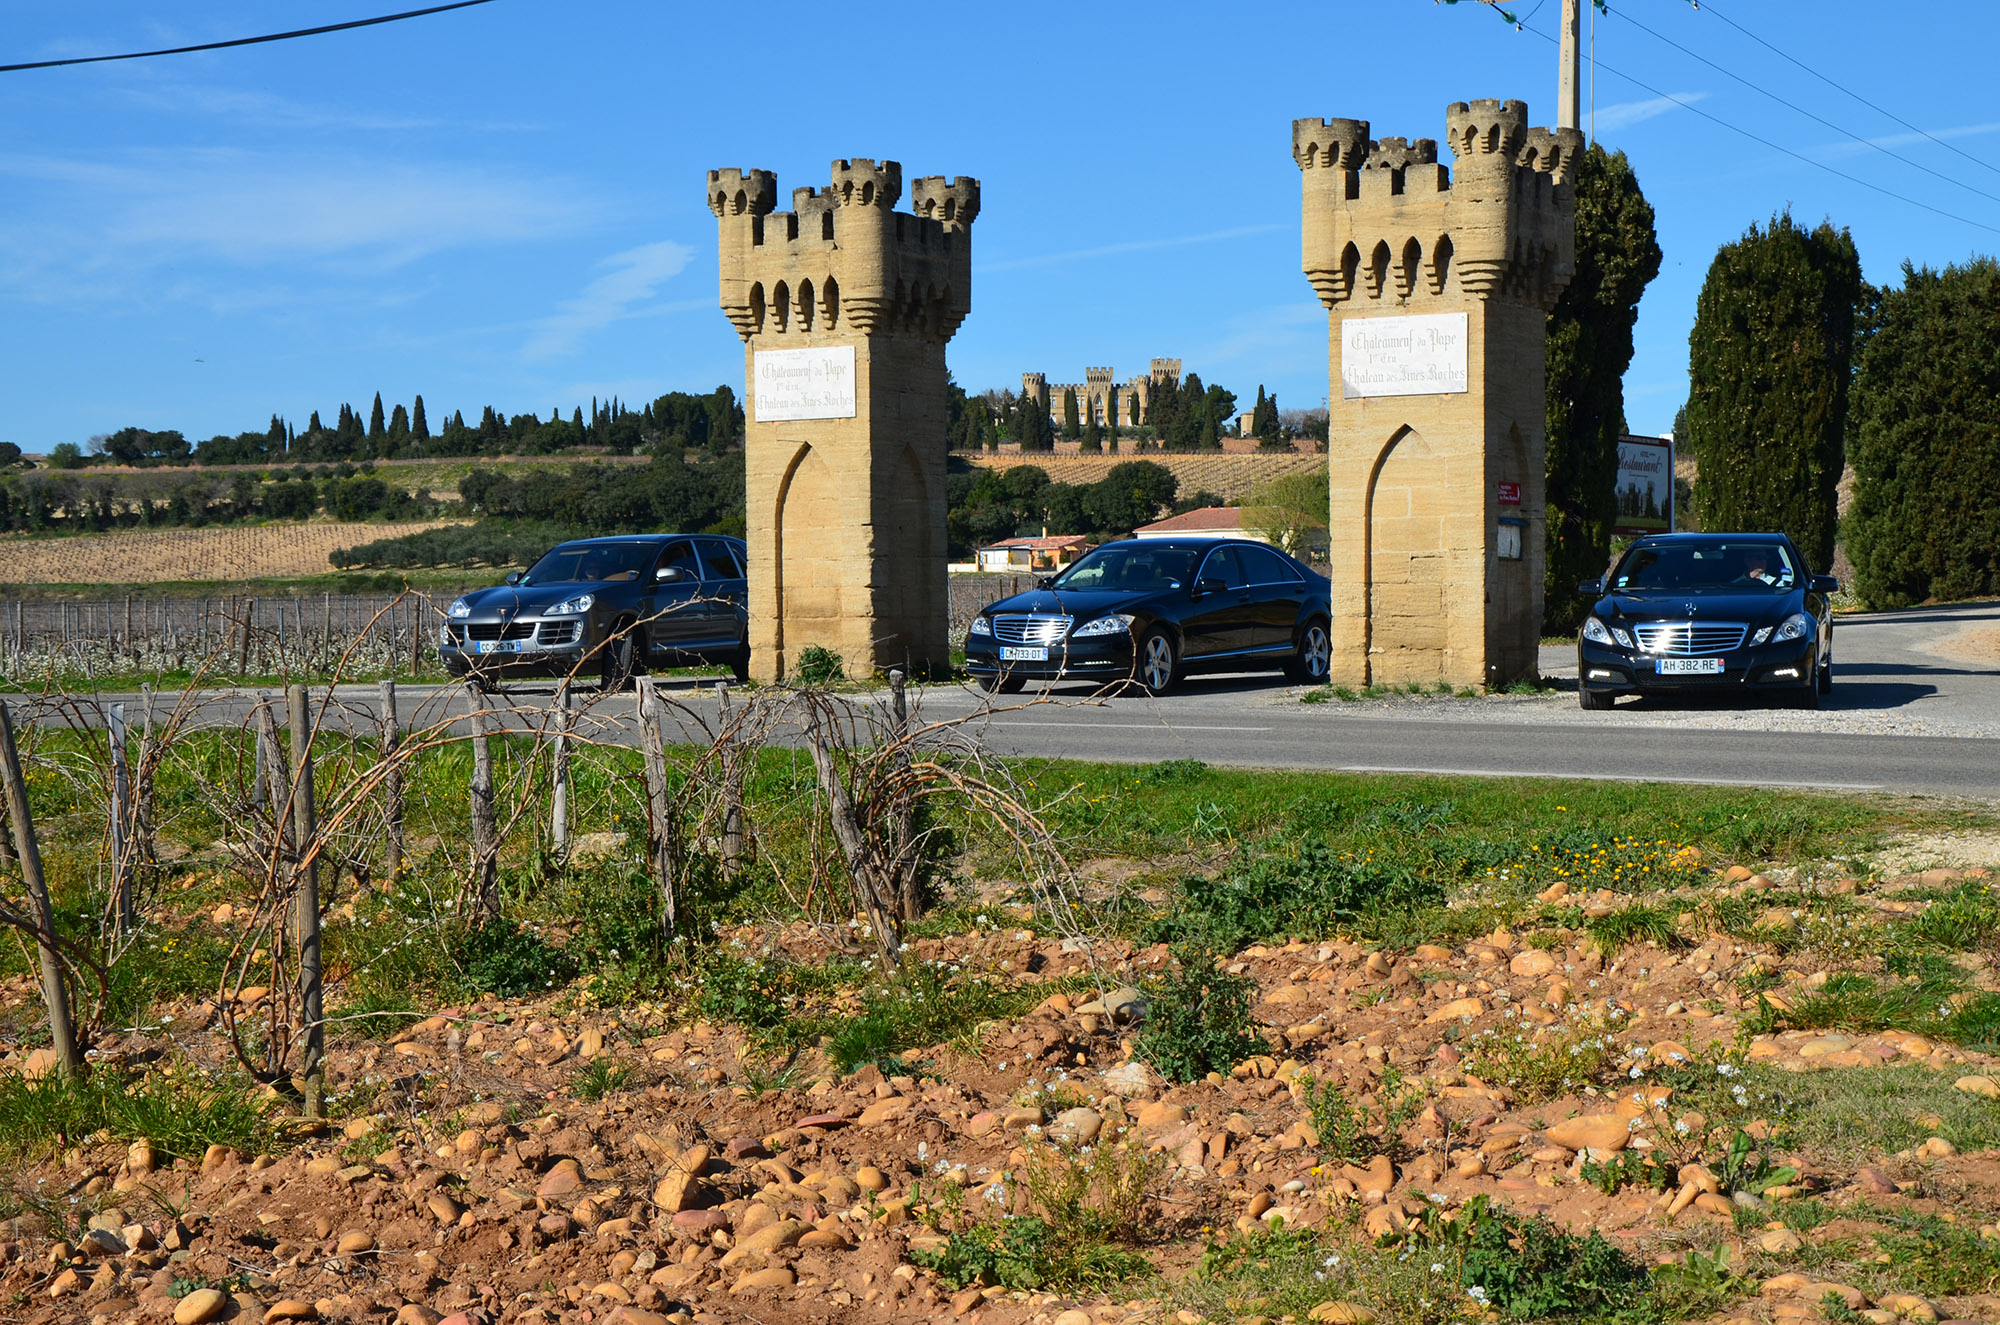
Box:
1133;945;1266;1083
913;1214;1147;1292
453;920;576;997
1413;1195;1646;1321
793;644;844;686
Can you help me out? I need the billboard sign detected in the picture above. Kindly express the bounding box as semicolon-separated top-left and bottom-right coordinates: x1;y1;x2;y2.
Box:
1613;435;1674;536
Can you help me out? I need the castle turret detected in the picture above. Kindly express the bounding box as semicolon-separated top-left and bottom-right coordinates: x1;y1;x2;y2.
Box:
1295;99;1580;689
710;157;979;682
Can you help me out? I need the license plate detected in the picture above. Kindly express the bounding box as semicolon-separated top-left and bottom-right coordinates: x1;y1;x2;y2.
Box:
1657;657;1724;675
1000;646;1048;661
475;640;520;655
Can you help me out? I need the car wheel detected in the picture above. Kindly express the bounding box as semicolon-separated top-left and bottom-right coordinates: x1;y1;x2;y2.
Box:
1285;617;1332;684
1134;629;1179;696
600;626;641;692
975;671;1025;695
731;646;751;684
1788;652;1820;710
1578;687;1614;711
1817;655;1832;694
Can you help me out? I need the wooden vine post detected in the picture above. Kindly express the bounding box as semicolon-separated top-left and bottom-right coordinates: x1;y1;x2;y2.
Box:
550;684;572;860
634;677;680;944
467;685;500;922
107;703;136;939
286;685;325;1117
377;680;404;880
0;702;84;1081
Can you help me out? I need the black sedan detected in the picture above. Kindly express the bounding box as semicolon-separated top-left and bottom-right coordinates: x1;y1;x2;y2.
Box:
439;534;750;689
963;537;1332;695
1576;532;1837;710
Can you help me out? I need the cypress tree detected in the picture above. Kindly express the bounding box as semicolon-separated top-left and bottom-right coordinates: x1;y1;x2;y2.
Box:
1685;211;1861;571
411;395;429;441
308;410;322;434
1062;387;1080;440
369;392;386;439
1544;144;1662;630
1105;386;1120;453
1081;399;1103;452
388;403;410;446
1847;258;2000;607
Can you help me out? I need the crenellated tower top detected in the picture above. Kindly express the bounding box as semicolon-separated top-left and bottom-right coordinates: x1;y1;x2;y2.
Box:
1293;98;1580;312
709;158;978;342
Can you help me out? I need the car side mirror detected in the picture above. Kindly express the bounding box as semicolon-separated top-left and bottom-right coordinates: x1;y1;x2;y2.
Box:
1194;577;1226;598
1576;578;1602;596
1035;575;1054;590
1810;574;1839;594
504;572;521;586
656;566;685;582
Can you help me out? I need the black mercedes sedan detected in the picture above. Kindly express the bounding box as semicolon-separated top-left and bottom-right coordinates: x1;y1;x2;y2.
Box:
1576;533;1837;710
439;534;750;689
963;537;1332;695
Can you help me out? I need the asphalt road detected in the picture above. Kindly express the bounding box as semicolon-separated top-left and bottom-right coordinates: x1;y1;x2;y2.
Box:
13;600;2000;799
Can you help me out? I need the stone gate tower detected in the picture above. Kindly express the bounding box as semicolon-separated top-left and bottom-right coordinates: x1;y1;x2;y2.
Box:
707;159;978;682
1294;100;1580;687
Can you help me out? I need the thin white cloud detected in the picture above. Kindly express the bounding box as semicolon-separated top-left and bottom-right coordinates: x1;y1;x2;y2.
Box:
0;148;593;302
979;224;1285;274
119;81;542;135
522;241;696;360
1590;91;1708;134
1814;120;2000;160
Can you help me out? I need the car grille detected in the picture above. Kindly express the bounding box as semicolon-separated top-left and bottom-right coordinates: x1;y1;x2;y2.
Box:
537;621;579;645
1634;622;1748;655
991;613;1073;645
460;622;536;643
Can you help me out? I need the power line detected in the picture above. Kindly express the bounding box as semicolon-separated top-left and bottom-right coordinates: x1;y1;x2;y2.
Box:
1611;5;2000;210
1512;20;2000;238
0;1;497;74
1697;0;2000;185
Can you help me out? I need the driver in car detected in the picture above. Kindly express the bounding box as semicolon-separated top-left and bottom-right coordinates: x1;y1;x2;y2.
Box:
1738;548;1777;586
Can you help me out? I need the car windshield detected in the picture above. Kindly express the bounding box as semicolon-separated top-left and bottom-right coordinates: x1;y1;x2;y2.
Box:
1610;542;1796;592
521;542;654;585
1050;545;1199;592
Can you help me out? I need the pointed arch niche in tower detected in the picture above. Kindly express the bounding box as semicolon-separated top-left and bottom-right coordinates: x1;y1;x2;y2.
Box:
1365;426;1448;684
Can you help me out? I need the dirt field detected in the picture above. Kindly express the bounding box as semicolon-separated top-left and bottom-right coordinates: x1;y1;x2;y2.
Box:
0;521;467;585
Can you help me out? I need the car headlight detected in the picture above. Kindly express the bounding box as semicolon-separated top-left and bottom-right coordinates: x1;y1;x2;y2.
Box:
968;616;991;636
1774;612;1814;643
1582;616;1632;650
447;597;472;619
548;593;595;616
1070;614;1135;638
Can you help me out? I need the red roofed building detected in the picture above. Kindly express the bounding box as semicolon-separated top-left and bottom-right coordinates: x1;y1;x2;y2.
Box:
975;534;1092;573
1133;506;1272;543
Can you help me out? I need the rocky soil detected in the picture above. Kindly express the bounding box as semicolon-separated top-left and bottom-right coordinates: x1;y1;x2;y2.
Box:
6;864;2000;1325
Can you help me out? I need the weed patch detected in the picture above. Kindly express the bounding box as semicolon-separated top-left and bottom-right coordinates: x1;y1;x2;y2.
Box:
1133;945;1266;1083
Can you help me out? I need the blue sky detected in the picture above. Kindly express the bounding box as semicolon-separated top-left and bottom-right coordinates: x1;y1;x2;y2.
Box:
3;1;1997;451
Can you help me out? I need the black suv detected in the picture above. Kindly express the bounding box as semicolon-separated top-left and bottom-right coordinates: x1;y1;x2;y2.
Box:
439;534;749;689
1576;532;1837;710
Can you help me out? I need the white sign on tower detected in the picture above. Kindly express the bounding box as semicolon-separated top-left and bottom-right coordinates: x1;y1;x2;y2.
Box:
752;346;858;422
1339;313;1469;399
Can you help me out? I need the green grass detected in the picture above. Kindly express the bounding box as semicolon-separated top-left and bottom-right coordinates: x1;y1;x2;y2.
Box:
0;1066;269;1163
1667;1061;2000;1165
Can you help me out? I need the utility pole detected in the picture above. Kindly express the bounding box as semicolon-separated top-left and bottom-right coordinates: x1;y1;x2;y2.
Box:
1558;0;1582;132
